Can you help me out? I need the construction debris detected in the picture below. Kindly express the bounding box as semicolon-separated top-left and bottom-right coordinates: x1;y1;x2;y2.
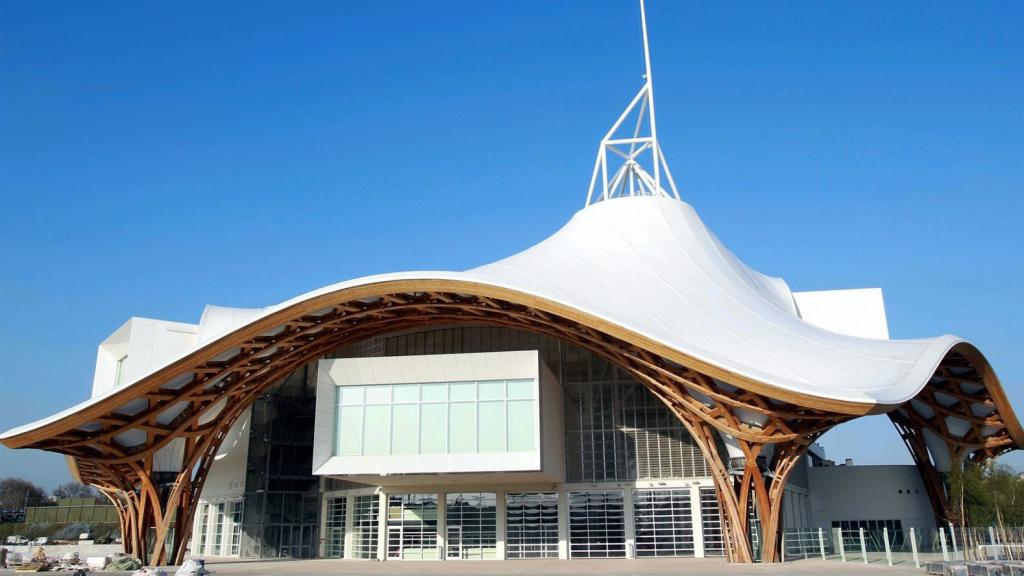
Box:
105;555;143;571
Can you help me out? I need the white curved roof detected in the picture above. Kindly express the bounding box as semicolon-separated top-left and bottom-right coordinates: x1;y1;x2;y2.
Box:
159;195;965;405
465;196;959;405
0;196;968;441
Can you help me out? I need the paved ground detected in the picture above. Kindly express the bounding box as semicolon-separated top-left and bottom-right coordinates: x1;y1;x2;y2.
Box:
198;558;925;575
0;557;929;575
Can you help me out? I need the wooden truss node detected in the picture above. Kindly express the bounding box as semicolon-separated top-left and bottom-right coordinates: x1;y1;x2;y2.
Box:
890;346;1019;527
2;283;1020;564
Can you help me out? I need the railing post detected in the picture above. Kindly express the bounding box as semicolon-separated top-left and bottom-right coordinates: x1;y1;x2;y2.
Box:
818;527;826;561
835;527;846;562
859;527;868;564
949;522;959;560
910;527;920;568
883;526;893;566
940;527;950;562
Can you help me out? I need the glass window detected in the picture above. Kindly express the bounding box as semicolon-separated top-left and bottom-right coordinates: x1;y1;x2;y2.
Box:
449;403;477;453
507;379;534;399
332;378;537;457
337;406;363;456
478;380;505;401
391;404;419;454
450;382;476;402
446;493;497;559
506;492;559;559
507;400;535;451
352;495;379;559
339;386;364;405
568;491;626;558
393;384;419;403
420;403;447;454
365;386;390;404
421;383;447;402
363;405;391;455
478;401;506;452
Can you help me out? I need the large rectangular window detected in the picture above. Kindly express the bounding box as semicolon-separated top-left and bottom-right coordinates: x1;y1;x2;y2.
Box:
633;489;694;557
324;497;347;559
387;494;438;560
213;503;226;555
700;487;724;557
568;491;626;558
229;501;243;556
351;495;379;559
333;379;535;457
445;493;497;560
506;492;559;559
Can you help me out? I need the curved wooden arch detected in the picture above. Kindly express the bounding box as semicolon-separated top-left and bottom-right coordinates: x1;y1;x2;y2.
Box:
2;281;1021;564
890;343;1019;527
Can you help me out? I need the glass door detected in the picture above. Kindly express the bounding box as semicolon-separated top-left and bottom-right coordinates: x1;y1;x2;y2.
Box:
445;493;497;560
445;525;463;559
386;493;439;560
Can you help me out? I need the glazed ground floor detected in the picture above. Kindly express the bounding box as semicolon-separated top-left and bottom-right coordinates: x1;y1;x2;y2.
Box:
320;480;730;561
190;478;811;562
191;478;815;562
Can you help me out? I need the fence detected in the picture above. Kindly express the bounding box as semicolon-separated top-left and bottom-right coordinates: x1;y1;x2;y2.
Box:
24;504;118;524
782;524;1024;567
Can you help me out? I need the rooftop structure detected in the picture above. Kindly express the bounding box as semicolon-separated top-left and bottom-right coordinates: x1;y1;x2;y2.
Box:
2;0;1019;566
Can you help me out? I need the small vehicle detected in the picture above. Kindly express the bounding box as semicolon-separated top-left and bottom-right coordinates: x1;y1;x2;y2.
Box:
28;537;48;546
4;535;28;545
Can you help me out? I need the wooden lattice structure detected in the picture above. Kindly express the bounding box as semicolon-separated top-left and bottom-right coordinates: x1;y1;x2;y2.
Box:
2;280;1021;564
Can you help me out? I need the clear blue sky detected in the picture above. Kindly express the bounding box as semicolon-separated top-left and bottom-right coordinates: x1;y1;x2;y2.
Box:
1;1;1021;489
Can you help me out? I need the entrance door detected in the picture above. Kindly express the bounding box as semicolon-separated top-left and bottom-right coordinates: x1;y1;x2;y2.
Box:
445;526;463;559
386;493;439;560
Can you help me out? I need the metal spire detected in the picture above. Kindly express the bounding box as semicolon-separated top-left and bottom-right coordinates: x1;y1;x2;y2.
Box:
585;0;680;206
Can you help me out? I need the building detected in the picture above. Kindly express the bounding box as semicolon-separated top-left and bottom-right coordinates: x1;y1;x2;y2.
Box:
2;0;1020;566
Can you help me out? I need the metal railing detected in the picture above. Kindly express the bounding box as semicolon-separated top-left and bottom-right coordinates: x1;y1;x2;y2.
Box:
783;524;1024;568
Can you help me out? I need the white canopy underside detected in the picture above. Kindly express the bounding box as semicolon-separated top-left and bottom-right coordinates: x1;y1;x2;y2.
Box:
1;196;965;439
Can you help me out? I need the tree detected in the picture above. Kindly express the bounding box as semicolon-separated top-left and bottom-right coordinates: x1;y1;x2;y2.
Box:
0;478;50;510
949;462;1024;527
52;482;98;501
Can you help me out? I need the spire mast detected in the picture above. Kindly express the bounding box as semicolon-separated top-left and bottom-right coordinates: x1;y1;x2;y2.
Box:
585;0;679;207
640;0;660;195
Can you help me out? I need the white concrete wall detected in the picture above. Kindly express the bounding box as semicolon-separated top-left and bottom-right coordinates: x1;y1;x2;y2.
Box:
539;360;565;483
793;288;889;339
808;464;935;536
198;408;251;500
91;317;199;398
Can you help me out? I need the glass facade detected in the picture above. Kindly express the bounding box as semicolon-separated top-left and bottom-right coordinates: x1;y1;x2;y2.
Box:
331;325;715;482
445;493;497;559
333;379;536;457
633;489;695;557
229;502;243;556
228;324;771;562
568;491;626;558
324;497;347;558
387;494;439;560
351;495;380;559
699;487;725;557
240;366;320;559
505;492;559;559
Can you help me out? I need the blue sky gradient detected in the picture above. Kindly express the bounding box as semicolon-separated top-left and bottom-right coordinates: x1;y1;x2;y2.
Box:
1;0;1022;488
